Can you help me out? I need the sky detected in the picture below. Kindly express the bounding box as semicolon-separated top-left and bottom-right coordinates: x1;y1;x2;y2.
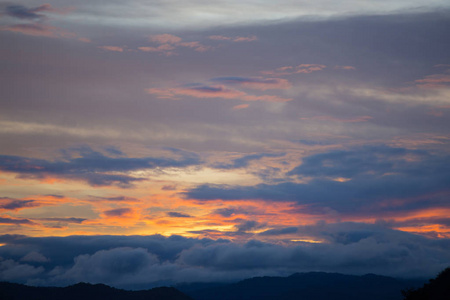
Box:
1;0;450;289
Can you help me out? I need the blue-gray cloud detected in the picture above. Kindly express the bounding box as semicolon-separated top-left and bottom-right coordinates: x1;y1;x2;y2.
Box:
0;225;448;288
0;147;201;188
0;198;37;210
167;212;192;218
103;208;132;217
214;153;285;169
185;146;450;214
259;227;299;236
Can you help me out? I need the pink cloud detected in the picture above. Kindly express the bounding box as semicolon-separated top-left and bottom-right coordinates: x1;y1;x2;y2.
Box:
138;44;176;56
334;65;356;70
98;46;125;52
233;35;258;42
300;115;373;123
233;104;250;110
146;85;292;102
149;34;182;44
178;41;211;52
175;86;246;99
415;74;450;88
142;34;211;55
208;35;258;42
208;35;232;41
1;23;76;38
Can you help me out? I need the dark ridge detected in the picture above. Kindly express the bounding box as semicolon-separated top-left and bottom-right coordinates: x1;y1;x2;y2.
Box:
402;267;450;300
183;272;424;300
0;281;193;300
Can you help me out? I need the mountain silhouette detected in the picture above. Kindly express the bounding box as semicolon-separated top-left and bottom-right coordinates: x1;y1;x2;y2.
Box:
0;282;193;300
402;267;450;300
178;272;424;300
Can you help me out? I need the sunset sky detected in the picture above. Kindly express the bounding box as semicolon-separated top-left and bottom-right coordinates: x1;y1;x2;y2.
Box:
1;0;450;289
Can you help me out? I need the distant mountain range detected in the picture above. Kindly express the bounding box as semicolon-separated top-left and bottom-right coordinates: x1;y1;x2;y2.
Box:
177;272;425;300
0;282;193;300
0;272;426;300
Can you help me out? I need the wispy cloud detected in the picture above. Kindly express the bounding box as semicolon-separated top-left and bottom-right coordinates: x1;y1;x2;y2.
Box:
262;64;327;76
146;85;292;102
208;35;257;42
139;33;211;56
211;77;291;90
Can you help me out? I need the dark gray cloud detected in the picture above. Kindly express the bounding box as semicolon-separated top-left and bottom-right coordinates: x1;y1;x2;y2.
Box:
0;217;34;225
0;226;448;288
103;208;132;217
234;220;266;233
0;197;37;210
167;212;192;218
0;147;201;187
4;4;47;20
259;227;299;236
38;218;86;224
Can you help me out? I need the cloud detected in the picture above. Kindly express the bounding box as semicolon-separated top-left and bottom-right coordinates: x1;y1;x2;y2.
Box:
185;146;450;215
415;73;450;88
20;251;49;263
146;85;292;102
38;218;86;224
262;64;327;76
90;195;139;202
0;216;35;225
232;104;249;110
0;259;44;281
0;24;75;38
211;77;291;90
214;153;285;169
103;208;133;217
0;147;201;187
139;34;210;55
259;227;299;236
0;198;38;210
98;46;125;52
299;115;373;123
234;220;266;233
149;34;182;44
334;65;356;70
161;185;177;191
3;4;69;20
208;35;258;42
0;228;448;288
167;212;192;218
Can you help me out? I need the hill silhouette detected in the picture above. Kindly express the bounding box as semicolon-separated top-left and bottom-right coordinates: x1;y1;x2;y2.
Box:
402;267;450;300
178;272;424;300
0;282;193;300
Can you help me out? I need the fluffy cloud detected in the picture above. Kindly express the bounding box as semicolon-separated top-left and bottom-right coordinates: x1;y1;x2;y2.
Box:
0;226;448;288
